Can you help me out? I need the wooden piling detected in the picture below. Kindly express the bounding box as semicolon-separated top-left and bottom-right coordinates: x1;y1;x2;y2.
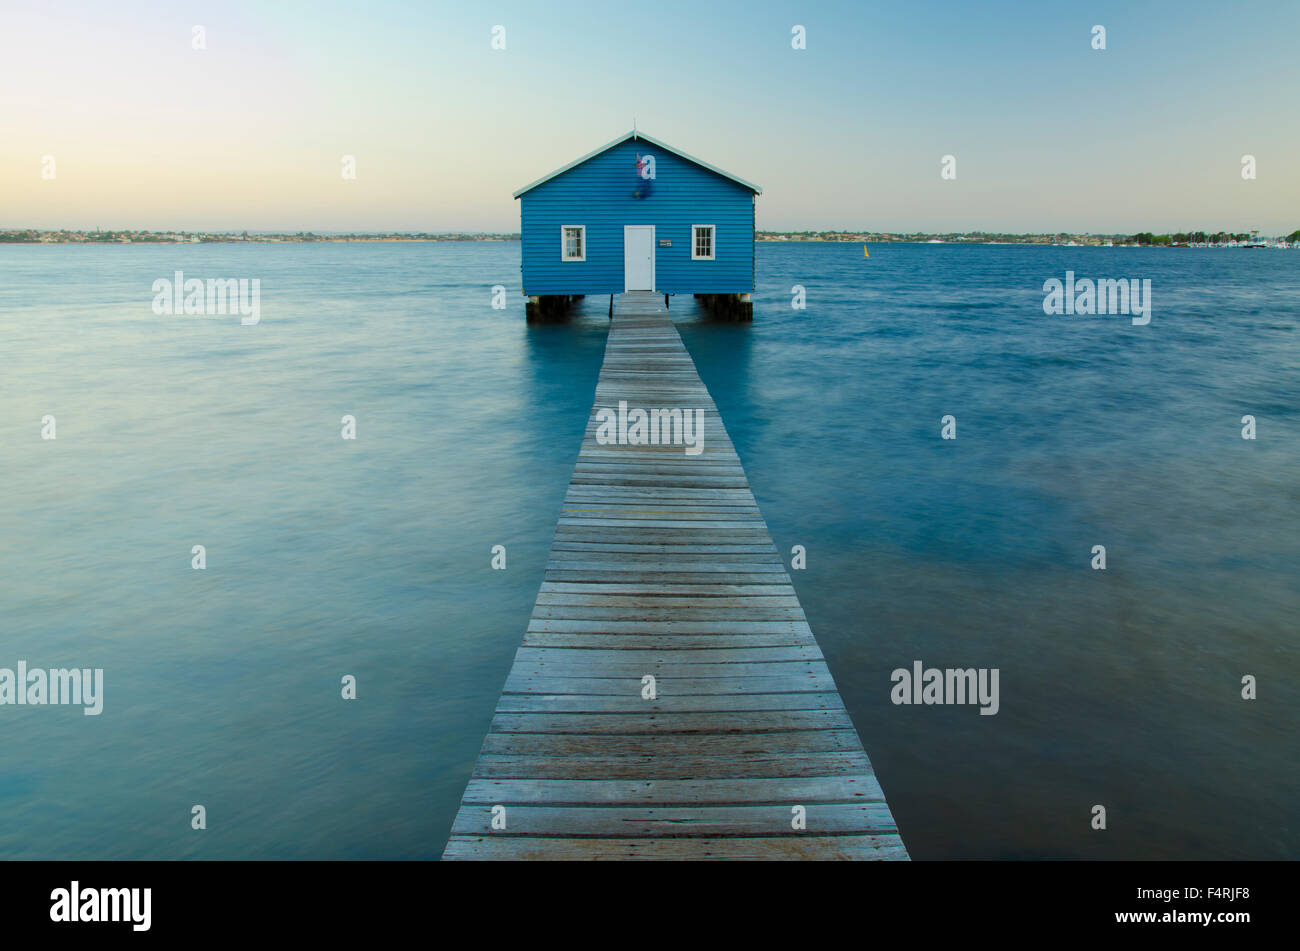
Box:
695;292;753;322
527;294;583;323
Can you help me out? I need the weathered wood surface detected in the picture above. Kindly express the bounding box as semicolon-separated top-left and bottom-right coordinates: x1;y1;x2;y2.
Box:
444;292;906;860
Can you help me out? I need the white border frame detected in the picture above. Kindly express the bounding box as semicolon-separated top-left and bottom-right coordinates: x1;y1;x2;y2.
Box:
691;224;716;261
623;225;656;292
560;225;586;262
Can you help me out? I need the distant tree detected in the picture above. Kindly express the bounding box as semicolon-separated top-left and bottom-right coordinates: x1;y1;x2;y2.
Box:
1287;230;1300;243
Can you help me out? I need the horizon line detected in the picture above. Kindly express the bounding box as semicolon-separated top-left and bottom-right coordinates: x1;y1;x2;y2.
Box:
3;227;1294;239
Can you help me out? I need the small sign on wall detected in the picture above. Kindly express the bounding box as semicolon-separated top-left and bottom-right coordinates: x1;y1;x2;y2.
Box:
658;239;671;247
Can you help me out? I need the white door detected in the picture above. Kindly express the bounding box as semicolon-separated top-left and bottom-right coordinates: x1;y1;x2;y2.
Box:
623;226;655;291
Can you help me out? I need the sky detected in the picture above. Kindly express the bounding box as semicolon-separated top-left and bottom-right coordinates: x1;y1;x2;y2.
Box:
1;0;1297;233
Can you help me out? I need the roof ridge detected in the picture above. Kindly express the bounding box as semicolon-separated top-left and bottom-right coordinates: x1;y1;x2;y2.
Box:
512;131;761;198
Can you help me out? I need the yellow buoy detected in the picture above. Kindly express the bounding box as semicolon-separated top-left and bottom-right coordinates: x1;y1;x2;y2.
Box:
863;245;869;258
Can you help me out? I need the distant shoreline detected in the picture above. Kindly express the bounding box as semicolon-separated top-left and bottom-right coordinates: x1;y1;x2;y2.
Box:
757;230;1298;247
0;230;519;245
2;228;1295;247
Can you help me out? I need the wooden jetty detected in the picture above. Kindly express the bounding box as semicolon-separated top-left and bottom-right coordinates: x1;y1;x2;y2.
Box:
443;292;907;860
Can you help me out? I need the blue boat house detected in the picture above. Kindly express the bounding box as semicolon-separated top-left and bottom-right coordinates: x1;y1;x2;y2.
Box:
513;130;761;321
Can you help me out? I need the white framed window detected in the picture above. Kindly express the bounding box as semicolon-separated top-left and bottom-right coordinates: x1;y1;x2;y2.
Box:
561;225;585;261
691;224;715;260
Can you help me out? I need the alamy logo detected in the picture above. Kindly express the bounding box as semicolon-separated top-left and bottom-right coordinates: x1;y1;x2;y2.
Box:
891;661;1000;715
632;154;655;198
50;881;150;931
1042;270;1151;325
0;662;103;715
595;400;705;455
152;270;261;325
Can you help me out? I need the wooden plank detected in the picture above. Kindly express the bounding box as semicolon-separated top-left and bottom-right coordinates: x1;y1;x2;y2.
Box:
469;752;875;780
529;607;809;622
538;582;796;596
492;693;848;714
477;729;860;754
520;633;817;650
512;646;824;665
444;294;905;861
442;836;908;861
500;674;838;696
496;670;832;696
503;662;829;682
451;803;898;837
533;593;802;606
549;542;779;554
523;619;814;634
488;710;858;734
462;776;887;805
542;571;792;586
547;551;785;562
563;488;757;501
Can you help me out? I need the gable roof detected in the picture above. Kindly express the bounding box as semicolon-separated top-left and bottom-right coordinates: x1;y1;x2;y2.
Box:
512;130;762;198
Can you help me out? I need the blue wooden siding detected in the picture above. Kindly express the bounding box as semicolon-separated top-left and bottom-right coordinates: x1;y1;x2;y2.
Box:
519;138;755;296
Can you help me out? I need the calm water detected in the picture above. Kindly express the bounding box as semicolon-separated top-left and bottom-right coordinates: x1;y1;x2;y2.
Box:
1;242;1296;859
